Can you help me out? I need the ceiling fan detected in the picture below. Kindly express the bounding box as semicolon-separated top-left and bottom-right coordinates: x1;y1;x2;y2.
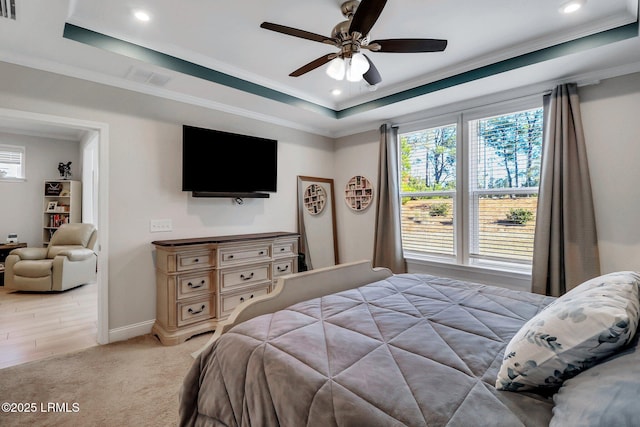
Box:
260;0;448;85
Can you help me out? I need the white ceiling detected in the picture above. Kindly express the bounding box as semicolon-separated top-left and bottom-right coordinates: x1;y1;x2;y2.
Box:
0;0;639;137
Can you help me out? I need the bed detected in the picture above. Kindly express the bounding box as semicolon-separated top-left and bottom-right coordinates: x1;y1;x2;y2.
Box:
179;261;640;427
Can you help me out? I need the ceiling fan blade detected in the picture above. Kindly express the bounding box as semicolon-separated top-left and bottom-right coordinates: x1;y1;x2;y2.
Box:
349;0;387;37
260;22;336;45
362;55;382;85
369;38;448;53
290;54;337;77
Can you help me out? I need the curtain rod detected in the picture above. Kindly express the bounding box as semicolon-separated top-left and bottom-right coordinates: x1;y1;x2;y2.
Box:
393;79;601;129
392;91;544;129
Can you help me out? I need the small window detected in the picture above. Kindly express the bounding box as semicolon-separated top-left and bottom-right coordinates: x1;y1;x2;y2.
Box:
0;144;26;180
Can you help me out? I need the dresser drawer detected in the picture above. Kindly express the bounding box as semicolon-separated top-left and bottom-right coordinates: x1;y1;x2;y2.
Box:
176;250;213;271
273;259;294;277
219;243;270;266
177;272;213;299
273;240;296;258
220;286;269;318
177;295;215;327
220;264;271;291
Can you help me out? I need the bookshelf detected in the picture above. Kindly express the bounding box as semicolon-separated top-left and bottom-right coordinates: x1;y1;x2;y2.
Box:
43;180;81;246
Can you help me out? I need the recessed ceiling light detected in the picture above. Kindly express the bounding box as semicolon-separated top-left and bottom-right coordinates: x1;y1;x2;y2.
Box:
134;10;151;22
560;0;586;14
331;89;342;96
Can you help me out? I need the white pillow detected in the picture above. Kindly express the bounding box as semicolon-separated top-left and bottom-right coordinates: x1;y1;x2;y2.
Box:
496;271;640;391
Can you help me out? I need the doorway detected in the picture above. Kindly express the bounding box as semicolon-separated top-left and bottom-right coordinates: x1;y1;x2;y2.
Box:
0;108;109;366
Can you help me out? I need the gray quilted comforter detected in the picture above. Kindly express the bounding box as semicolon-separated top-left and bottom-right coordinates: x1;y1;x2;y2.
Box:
179;274;556;427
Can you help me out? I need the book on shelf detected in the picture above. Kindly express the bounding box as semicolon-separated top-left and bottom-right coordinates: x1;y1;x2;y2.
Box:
49;214;69;228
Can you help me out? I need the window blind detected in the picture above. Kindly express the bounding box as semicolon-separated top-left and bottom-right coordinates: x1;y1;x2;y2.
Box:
0;145;25;179
468;108;543;262
399;124;457;257
0;150;22;164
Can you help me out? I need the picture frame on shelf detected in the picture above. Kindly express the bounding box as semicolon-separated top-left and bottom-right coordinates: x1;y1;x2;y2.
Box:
46;201;58;212
45;182;62;196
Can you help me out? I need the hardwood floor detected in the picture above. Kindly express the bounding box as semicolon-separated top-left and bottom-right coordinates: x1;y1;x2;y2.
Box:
0;283;98;369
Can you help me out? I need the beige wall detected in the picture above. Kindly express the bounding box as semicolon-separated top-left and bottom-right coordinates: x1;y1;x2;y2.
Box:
579;72;640;273
333;129;379;263
1;57;638;338
0;61;334;334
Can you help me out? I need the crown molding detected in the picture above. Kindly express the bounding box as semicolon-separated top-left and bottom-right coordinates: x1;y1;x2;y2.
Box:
0;49;335;137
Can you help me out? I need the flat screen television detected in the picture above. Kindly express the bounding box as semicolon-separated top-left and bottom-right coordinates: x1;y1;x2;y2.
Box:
182;125;277;197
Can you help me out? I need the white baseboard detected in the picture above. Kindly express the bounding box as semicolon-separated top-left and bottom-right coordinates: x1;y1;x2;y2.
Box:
108;319;155;343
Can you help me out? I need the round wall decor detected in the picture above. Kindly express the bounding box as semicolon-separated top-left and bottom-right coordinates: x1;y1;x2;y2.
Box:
345;175;373;211
303;184;327;215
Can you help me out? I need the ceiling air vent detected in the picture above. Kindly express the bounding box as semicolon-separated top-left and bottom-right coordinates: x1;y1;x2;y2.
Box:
125;67;171;87
0;0;16;20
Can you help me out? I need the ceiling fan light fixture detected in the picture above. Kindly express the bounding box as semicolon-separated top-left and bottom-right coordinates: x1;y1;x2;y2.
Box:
326;57;346;80
350;52;370;75
261;0;447;85
345;52;370;82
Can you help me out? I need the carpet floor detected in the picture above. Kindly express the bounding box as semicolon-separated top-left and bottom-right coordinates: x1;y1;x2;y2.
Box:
0;332;212;427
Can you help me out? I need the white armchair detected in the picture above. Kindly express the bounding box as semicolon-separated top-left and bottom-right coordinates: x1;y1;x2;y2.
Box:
4;223;97;292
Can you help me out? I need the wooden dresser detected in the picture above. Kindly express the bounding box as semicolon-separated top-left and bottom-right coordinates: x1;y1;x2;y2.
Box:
151;231;299;345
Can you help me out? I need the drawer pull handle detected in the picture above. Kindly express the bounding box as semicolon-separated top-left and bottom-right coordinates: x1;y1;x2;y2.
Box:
239;294;255;303
228;255;234;259
194;258;199;263
188;304;206;315
280;247;286;252
259;251;265;255
277;265;289;272
187;280;206;289
240;272;255;281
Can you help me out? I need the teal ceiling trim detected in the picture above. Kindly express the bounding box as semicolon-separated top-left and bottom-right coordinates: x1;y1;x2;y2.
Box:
336;22;639;118
62;23;338;118
63;20;637;121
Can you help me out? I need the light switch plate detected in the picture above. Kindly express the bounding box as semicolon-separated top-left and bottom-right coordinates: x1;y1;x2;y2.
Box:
150;219;172;233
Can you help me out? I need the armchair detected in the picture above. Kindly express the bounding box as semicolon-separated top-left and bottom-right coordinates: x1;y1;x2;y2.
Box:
4;223;98;292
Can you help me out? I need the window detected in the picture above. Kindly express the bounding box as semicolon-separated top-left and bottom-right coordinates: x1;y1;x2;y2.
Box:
400;123;457;257
399;100;543;270
0;144;26;180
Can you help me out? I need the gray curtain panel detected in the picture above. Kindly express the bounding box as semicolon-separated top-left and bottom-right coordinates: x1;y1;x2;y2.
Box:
373;124;406;273
532;83;600;296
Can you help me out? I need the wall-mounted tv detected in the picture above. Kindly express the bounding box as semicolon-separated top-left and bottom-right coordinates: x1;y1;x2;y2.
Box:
182;125;278;198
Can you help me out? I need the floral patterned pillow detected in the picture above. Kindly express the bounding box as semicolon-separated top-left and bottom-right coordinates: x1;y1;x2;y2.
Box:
496;271;640;392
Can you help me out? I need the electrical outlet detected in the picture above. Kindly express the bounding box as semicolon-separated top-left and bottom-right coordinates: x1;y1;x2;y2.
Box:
150;219;172;233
